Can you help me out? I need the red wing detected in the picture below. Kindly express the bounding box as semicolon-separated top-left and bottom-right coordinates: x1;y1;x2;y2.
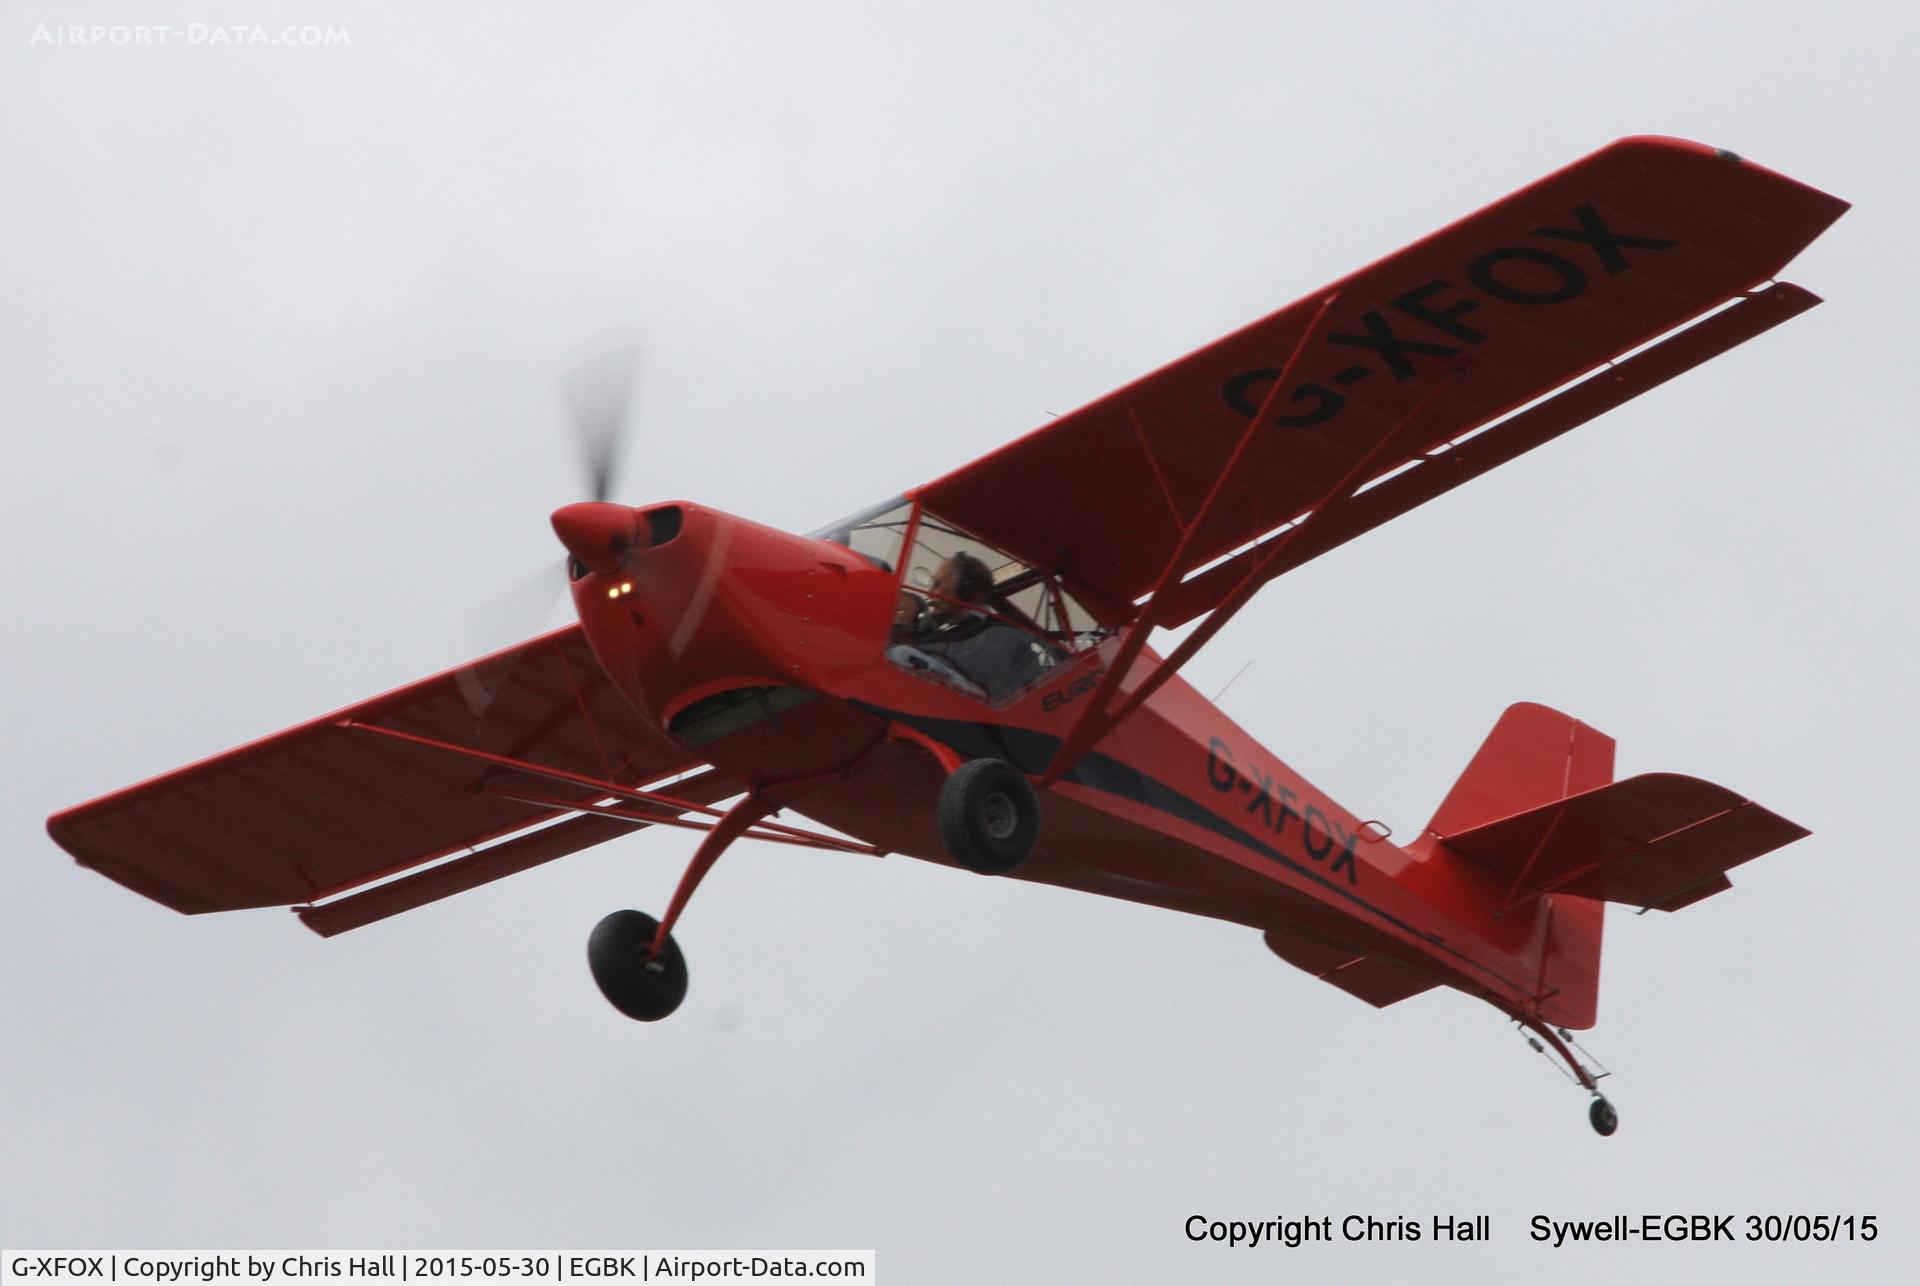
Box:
916;137;1847;608
48;626;718;916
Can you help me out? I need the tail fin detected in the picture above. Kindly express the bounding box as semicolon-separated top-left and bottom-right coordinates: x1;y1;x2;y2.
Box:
1429;703;1809;1030
1430;703;1615;1029
1427;701;1616;836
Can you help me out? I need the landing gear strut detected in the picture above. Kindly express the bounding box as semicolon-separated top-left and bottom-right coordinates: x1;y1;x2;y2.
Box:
1515;1013;1619;1137
585;745;1040;1021
588;791;778;1023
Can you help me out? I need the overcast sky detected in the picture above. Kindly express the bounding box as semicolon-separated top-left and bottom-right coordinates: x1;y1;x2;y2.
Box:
5;2;1915;1281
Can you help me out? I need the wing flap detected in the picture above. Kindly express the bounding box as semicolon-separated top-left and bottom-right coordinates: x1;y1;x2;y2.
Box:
1439;772;1808;912
297;766;744;936
48;626;711;915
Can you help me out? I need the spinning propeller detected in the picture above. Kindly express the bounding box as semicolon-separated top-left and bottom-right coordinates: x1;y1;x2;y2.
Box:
552;344;648;573
457;345;645;714
560;343;641;507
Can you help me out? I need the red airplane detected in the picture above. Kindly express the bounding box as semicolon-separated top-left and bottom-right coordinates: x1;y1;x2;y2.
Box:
48;137;1845;1135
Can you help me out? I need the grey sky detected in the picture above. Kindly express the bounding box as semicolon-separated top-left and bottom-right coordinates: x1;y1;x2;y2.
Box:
5;2;1914;1281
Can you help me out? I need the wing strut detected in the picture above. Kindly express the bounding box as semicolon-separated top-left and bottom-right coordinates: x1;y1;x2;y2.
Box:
295;721;884;937
1037;281;1824;788
1037;314;1478;789
1036;294;1338;784
336;719;879;853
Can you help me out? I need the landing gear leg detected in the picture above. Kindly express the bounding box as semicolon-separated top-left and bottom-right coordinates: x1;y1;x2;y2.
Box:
588;792;778;1022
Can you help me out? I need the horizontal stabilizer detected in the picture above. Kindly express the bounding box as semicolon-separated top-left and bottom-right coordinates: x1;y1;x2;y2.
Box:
1440;772;1808;912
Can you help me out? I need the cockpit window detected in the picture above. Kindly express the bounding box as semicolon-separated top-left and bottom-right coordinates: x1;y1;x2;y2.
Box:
809;496;912;574
885;507;1109;704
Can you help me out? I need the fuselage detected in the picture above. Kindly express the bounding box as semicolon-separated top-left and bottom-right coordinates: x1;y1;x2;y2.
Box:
557;497;1581;1028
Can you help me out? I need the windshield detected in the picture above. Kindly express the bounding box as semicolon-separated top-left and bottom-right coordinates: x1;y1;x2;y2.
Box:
809;496;913;574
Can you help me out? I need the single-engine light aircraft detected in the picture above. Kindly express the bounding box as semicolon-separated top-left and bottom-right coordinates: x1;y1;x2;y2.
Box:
49;138;1846;1135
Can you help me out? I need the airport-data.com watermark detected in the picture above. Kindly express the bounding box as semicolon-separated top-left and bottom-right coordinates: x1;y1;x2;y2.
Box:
29;22;351;48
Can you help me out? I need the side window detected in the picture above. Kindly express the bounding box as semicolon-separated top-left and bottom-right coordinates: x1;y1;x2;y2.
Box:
885;509;1107;703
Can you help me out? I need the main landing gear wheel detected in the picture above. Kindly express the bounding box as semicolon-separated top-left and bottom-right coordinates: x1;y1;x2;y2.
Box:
937;758;1040;875
588;909;688;1022
1588;1095;1619;1137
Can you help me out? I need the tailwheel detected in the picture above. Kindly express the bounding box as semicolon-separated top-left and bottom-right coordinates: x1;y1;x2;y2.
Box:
937;758;1040;875
588;909;688;1021
1513;1015;1616;1137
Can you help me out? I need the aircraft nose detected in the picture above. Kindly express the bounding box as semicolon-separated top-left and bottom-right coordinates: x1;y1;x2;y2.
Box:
551;502;639;575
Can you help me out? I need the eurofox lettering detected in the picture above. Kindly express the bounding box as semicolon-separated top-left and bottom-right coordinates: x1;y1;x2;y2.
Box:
1041;666;1105;713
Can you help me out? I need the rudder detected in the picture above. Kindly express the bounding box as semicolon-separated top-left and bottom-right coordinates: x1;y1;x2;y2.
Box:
1430;702;1611;1030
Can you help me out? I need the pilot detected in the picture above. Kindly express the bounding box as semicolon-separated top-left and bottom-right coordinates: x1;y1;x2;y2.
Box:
929;552;993;626
889;552;1051;701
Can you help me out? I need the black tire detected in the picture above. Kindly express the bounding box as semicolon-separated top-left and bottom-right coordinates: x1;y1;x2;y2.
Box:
1589;1095;1619;1137
587;909;688;1022
937;758;1040;875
